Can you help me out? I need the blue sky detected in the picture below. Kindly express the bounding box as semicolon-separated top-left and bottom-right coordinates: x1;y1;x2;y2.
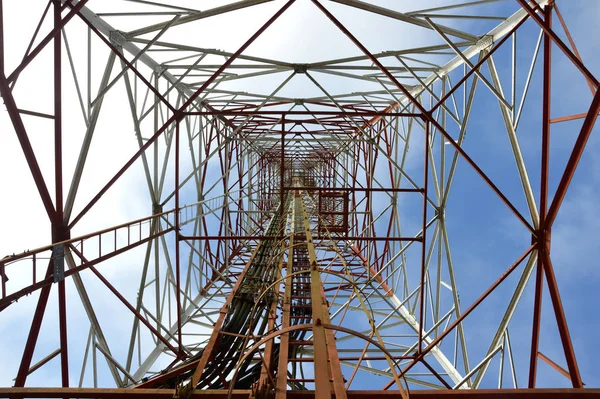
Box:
0;0;599;392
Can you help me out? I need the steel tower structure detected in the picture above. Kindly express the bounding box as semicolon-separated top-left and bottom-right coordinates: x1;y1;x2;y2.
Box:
0;0;599;398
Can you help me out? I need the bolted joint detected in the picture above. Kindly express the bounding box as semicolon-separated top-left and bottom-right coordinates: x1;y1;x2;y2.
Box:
294;64;308;74
109;30;127;47
294;98;304;106
421;110;434;122
52;224;71;242
174;110;186;123
155;65;166;76
476;35;494;52
533;227;551;247
152;203;163;215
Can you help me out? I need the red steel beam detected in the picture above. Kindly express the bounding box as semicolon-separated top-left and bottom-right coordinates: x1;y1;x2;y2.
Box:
311;0;535;235
67;0;296;229
175;0;296;114
53;0;69;387
515;0;599;89
174;121;183;354
3;0;595;395
0;228;175;312
144;235;269;391
1;207;178;266
382;245;535;389
6;1;75;385
288;186;423;193
0;388;599;399
275;258;293;399
432;14;528;114
549;112;600;124
79;262;181;360
539;248;583;387
545;88;600;228
538;352;571;382
528;250;544;388
70;248;182;357
0;72;57;224
185;110;423;117
9;1;51;89
528;5;552;388
13;261;53;387
6;0;90;85
53;0;64;228
553;5;596;94
422;359;452;390
418;121;429;354
180;235;422;242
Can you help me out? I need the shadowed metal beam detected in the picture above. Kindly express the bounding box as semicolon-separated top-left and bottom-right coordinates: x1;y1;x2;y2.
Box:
126;0;275;37
330;0;479;42
0;387;598;398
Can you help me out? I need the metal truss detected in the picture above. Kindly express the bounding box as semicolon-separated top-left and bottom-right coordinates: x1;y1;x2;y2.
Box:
0;0;599;398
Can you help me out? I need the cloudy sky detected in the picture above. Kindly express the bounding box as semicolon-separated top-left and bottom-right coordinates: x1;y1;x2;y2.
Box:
0;0;599;392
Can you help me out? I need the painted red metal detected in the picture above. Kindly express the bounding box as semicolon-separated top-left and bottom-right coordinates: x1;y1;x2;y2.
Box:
516;0;599;89
53;0;69;387
0;73;57;223
1;387;599;399
418;121;430;354
383;245;536;389
1;0;597;396
6;0;90;86
14;261;54;387
174;121;183;355
311;0;535;235
318;190;349;234
528;5;553;389
545;88;600;228
0;222;177;312
73;253;181;357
